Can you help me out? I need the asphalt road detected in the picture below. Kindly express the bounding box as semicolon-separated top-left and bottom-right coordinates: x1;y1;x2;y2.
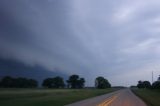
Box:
66;89;147;106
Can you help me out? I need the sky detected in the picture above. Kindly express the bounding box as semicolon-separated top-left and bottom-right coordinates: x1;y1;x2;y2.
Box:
0;0;160;86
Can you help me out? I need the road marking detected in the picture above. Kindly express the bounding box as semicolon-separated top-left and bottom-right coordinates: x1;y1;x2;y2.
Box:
97;95;118;106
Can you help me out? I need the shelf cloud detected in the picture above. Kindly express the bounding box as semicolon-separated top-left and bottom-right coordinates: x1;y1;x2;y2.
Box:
1;0;160;86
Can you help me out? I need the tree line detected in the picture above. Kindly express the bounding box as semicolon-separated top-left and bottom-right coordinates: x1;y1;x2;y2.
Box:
42;75;86;88
0;75;111;89
137;80;160;89
0;76;38;88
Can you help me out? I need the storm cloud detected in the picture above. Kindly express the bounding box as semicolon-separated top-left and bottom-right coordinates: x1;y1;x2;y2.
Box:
1;0;160;86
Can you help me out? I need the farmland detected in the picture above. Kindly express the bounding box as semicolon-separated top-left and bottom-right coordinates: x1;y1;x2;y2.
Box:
132;89;160;106
0;88;114;106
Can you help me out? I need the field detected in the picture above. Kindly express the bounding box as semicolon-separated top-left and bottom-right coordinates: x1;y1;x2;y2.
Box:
132;89;160;106
0;88;114;106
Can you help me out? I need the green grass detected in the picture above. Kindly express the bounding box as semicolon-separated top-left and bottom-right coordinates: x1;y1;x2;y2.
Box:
132;89;160;106
0;88;114;106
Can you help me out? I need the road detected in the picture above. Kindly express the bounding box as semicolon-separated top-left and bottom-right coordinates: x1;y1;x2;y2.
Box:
66;89;147;106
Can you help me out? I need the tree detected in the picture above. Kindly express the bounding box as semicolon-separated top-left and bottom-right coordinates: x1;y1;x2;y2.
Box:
78;78;85;88
67;75;85;88
152;81;160;89
15;77;28;88
42;76;65;88
143;81;151;88
0;76;38;88
137;81;144;88
52;76;65;88
42;78;53;88
0;76;15;88
95;76;111;89
137;80;151;89
28;79;38;88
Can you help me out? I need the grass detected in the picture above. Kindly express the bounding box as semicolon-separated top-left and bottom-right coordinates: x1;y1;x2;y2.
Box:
132;89;160;106
0;88;114;106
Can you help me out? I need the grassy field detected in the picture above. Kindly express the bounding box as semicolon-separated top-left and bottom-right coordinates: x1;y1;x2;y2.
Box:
0;88;114;106
132;89;160;106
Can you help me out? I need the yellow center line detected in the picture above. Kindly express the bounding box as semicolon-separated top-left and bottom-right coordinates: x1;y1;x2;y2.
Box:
97;94;119;106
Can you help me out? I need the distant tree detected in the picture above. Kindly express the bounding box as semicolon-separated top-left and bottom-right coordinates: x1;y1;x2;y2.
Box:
67;75;79;88
95;77;111;89
42;76;65;88
27;79;38;88
67;75;85;88
0;76;15;88
15;77;28;88
42;78;53;88
137;81;144;88
0;76;38;88
152;81;160;89
143;81;151;88
137;81;151;89
78;78;85;88
52;76;65;88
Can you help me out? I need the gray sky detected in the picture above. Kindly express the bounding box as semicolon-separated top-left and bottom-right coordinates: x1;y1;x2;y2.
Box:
1;0;160;86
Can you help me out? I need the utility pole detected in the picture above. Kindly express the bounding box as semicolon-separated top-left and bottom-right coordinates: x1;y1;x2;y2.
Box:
152;71;154;84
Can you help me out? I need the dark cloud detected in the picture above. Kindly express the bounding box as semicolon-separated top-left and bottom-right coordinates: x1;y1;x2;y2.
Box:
0;58;67;86
1;0;160;86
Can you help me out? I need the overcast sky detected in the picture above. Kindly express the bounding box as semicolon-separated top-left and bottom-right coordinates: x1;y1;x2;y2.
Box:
1;0;160;86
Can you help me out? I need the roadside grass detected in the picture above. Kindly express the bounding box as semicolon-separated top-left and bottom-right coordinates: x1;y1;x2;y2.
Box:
132;89;160;106
0;88;114;106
